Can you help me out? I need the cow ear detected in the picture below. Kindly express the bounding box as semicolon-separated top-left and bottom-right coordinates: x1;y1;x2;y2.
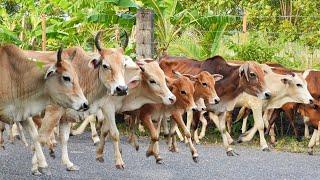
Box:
127;76;141;89
69;50;77;62
88;58;101;69
213;74;223;82
183;73;198;81
44;65;57;79
281;78;292;85
173;70;183;78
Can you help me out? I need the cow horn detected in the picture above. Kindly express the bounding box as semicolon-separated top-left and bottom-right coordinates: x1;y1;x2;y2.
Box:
95;31;103;51
239;63;250;81
57;47;63;66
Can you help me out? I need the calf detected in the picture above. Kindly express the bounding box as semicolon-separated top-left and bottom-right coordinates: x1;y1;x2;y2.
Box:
160;55;270;155
0;44;87;175
136;74;197;163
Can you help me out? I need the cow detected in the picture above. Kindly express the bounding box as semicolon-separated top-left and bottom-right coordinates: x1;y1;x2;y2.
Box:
0;44;88;175
22;31;131;171
265;70;320;147
94;60;176;168
159;55;271;156
228;64;313;151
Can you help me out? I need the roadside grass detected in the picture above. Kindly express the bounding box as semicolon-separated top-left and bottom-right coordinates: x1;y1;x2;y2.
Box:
115;121;315;154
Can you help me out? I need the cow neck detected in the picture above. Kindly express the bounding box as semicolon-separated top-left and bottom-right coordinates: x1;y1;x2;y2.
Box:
73;59;107;103
120;75;157;112
215;67;244;101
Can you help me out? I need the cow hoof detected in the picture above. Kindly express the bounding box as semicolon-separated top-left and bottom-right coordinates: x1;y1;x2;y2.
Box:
116;164;125;169
38;167;51;176
226;150;239;156
146;151;153;157
192;156;199;163
163;134;169;138
69;133;75;136
67;165;79;171
96;157;104;163
262;147;270;152
135;145;139;151
156;158;163;164
93;142;99;146
49;151;55;159
308;151;313;156
1;145;4;150
32;170;42;176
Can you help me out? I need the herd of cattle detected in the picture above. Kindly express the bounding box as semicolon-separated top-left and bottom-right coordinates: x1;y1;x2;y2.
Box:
1;31;320;176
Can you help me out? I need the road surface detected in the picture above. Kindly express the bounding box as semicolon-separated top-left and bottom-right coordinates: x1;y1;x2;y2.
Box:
0;132;318;180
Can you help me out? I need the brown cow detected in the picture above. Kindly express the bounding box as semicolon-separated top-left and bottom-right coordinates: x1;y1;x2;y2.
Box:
135;73;198;163
159;55;270;155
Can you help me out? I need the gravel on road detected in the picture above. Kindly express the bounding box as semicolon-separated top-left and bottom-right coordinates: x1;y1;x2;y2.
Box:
0;132;318;180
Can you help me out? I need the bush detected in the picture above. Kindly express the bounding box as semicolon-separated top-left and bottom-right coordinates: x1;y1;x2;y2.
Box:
228;33;281;63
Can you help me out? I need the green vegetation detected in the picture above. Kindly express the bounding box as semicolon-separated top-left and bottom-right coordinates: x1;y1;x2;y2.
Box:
1;1;319;147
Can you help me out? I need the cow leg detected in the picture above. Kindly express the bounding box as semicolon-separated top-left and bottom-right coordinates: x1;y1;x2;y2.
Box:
284;109;301;141
70;115;91;136
184;110;193;143
20;118;49;175
199;112;207;139
308;130;318;155
161;117;169;137
241;115;249;134
138;123;145;133
0;122;4;149
127;114;139;151
96;120;109;163
106;114;125;169
168;122;179;153
16;122;28;147
175;126;185;142
226;111;232;134
172;112;198;162
304;117;310;139
151;118;163;163
6;124;14;144
59;121;79;171
209;112;237;156
88;116;100;146
38;105;63;144
142;114;161;163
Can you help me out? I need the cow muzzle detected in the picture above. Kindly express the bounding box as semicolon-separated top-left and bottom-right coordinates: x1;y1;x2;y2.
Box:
115;85;128;96
77;101;89;112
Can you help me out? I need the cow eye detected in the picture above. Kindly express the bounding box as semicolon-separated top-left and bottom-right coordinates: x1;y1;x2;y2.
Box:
149;80;156;84
62;76;71;82
181;90;187;95
249;72;256;78
202;83;208;87
102;64;111;70
296;83;303;87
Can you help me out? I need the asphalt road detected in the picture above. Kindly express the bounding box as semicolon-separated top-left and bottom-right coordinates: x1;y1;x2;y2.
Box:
0;132;319;180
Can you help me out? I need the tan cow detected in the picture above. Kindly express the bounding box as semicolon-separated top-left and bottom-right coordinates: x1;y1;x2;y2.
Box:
0;44;88;175
228;64;313;151
95;60;176;169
